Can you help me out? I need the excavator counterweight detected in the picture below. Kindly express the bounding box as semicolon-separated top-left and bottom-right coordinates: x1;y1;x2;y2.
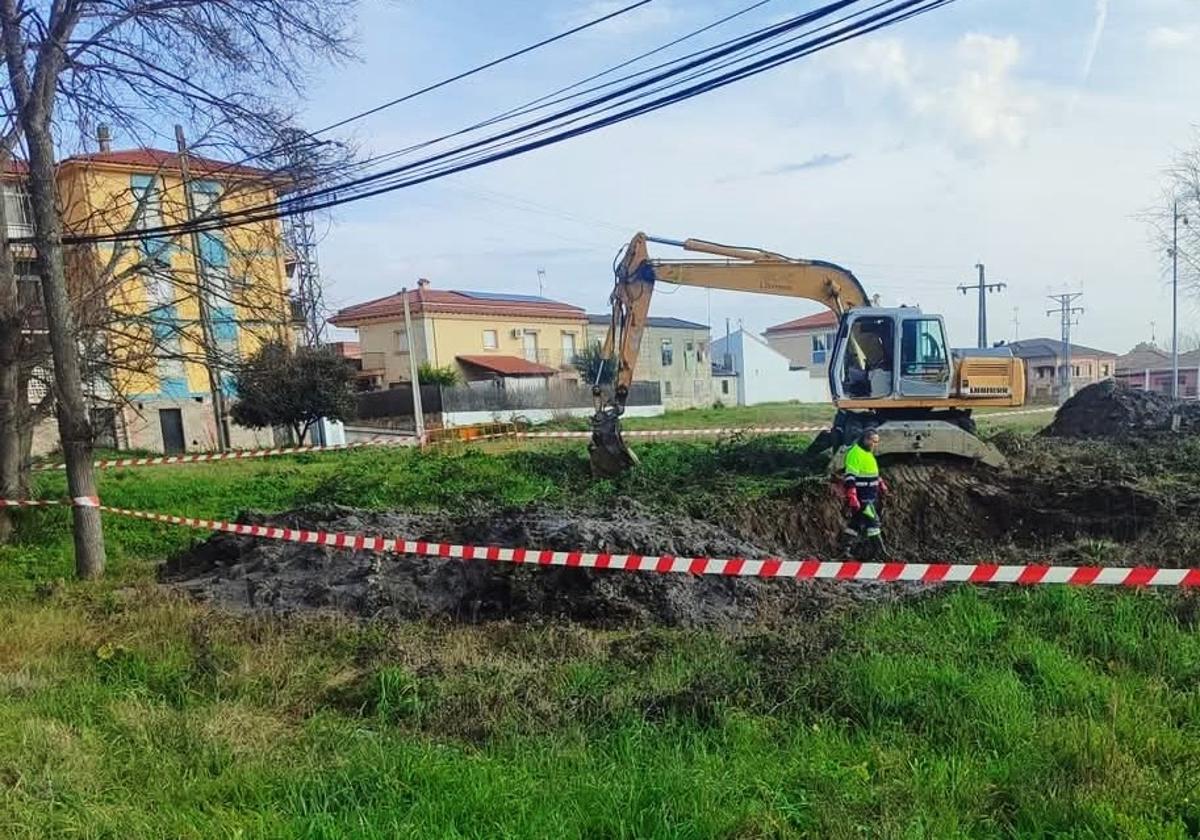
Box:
589;233;1024;476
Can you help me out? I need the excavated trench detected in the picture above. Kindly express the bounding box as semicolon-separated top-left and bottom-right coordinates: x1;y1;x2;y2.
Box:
162;382;1200;627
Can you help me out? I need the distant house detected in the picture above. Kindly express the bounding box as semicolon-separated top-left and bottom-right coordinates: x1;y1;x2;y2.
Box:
762;309;838;378
711;329;830;405
711;361;738;405
1115;342;1200;398
586;314;713;410
1006;337;1117;403
330;280;587;390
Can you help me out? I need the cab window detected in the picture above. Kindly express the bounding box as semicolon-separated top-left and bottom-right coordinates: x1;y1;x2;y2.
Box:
901;318;949;379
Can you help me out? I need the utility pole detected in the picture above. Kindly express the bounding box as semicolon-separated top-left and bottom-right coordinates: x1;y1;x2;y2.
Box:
1011;307;1020;342
536;267;546;297
958;263;1006;348
1151;320;1157;345
401;288;425;445
1170;200;1190;399
175;125;229;451
1046;292;1084;403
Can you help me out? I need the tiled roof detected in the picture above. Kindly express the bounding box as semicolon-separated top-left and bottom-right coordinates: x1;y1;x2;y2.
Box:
457;354;559;376
587;313;709;330
1006;338;1116;359
764;310;837;333
331;286;585;325
62;148;268;177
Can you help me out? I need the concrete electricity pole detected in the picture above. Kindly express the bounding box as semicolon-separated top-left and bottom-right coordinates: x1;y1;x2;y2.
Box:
1046;292;1084;403
958;263;1006;348
1170;200;1190;399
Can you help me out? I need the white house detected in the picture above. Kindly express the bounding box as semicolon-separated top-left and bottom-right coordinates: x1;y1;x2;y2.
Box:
711;329;830;405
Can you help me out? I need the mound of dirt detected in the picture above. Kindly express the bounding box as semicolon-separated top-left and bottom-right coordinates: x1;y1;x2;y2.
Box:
1043;379;1200;438
162;502;893;627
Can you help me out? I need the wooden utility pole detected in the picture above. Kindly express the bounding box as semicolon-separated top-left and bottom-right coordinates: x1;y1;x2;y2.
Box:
175;125;229;450
401;288;425;444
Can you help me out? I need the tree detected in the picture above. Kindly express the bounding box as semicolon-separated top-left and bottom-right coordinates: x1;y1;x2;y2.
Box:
1146;138;1200;301
416;362;460;386
0;0;355;577
572;341;615;386
231;341;355;444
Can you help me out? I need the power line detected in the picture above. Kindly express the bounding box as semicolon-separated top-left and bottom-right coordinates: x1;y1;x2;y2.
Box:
53;0;956;247
60;0;659;231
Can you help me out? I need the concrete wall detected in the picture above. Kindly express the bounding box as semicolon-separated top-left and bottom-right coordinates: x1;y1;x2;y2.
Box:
586;321;713;410
30;397;276;457
712;330;830;405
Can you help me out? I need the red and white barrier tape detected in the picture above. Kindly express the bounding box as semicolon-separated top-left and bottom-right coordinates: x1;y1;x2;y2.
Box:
0;495;98;508
47;501;1196;587
32;437;417;473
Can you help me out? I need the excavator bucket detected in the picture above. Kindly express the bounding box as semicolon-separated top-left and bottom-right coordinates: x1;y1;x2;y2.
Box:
589;407;639;477
827;419;1007;471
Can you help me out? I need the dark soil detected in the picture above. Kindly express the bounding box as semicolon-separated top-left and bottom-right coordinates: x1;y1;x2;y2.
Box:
162;501;894;628
1043;379;1200;438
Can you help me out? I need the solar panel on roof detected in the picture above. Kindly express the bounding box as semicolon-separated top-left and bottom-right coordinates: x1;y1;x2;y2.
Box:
459;291;554;303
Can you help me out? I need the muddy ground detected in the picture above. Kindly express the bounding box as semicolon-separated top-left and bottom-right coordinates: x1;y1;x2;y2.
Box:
164;382;1200;627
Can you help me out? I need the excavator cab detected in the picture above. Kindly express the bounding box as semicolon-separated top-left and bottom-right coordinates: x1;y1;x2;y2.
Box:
832;308;952;403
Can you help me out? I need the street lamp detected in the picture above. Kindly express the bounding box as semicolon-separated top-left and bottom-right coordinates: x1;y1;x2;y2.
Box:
1170;200;1191;399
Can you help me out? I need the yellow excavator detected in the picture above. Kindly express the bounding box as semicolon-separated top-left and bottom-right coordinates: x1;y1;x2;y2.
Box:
589;232;1025;477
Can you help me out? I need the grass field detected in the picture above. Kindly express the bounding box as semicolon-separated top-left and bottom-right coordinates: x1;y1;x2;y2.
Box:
532;401;1057;433
3;435;1199;838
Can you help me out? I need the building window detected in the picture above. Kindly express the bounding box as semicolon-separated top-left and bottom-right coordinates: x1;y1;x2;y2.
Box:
1036;366;1053;380
721;380;729;395
1072;365;1081;377
664;381;672;396
130;174;169;262
394;329;409;352
812;333;829;364
2;183;32;238
660;339;673;367
684;341;693;372
1101;363;1110;377
483;329;498;350
696;342;705;364
561;331;577;363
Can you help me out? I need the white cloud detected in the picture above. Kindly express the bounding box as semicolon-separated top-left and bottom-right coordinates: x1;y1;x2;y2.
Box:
1147;25;1195;48
559;1;677;36
848;33;1036;152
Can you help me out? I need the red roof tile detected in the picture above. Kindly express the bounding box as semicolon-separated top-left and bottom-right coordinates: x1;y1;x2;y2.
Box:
457;354;559;376
62;148;269;178
764;310;837;333
331;286;585;325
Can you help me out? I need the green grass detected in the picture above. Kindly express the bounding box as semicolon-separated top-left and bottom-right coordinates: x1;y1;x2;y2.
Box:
534;400;1055;433
2;436;1199;837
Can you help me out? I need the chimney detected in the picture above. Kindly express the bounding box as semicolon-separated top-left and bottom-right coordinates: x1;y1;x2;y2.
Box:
417;278;430;289
97;124;112;153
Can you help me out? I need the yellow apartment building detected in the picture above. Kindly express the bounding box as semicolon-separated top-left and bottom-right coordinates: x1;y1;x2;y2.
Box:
330;280;587;389
7;138;297;454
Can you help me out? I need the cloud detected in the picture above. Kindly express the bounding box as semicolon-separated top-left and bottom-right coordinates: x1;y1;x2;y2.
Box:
1147;25;1195;48
559;1;677;36
849;34;1036;152
762;152;853;175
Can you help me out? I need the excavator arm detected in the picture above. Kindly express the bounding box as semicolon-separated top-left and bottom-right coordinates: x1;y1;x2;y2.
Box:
589;232;870;476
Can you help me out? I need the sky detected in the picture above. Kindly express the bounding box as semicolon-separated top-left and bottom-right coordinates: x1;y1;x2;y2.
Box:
298;0;1200;354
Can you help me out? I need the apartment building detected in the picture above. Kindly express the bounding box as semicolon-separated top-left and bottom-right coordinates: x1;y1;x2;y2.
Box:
6;136;296;455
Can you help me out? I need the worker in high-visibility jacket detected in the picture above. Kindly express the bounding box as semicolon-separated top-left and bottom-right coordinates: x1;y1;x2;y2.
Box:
839;429;889;558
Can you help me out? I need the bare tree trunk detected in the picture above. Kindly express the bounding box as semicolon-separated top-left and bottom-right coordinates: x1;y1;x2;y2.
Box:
0;180;20;542
23;133;105;578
